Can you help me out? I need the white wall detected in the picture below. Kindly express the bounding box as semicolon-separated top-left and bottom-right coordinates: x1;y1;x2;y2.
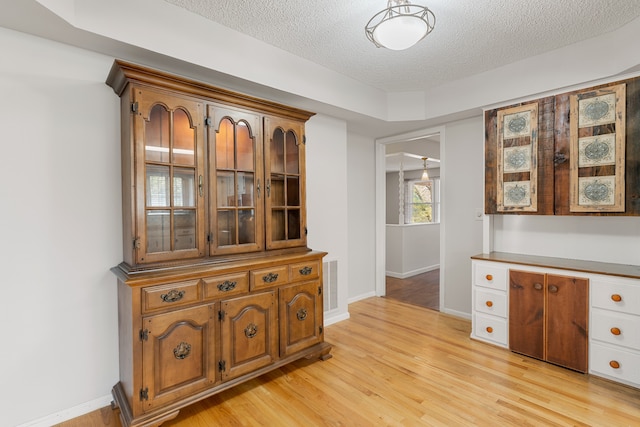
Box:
386;224;440;278
441;116;485;318
346;132;377;303
0;28;121;426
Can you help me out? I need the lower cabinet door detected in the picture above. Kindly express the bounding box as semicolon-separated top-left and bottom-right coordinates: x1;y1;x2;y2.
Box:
279;281;323;356
509;270;545;360
142;304;217;411
220;291;277;380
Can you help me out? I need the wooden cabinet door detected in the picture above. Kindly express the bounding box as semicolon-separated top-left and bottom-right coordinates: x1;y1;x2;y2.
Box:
142;304;217;411
509;270;545;360
279;281;323;356
546;274;589;372
263;117;307;250
220;291;277;381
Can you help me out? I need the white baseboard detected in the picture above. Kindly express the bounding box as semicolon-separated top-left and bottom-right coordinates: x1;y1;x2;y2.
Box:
16;394;113;427
385;264;439;279
347;291;376;304
324;311;350;326
441;307;471;320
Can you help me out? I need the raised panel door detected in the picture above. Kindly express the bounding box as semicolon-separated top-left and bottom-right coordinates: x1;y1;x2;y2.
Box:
264;117;307;250
142;304;217;411
220;291;277;381
509;270;545;360
279;281;323;356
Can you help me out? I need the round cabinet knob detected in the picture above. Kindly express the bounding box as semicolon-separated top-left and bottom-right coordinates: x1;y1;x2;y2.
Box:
486;326;493;333
611;294;622;302
609;360;620;369
533;283;543;291
610;327;621;336
486;274;493;281
485;300;493;307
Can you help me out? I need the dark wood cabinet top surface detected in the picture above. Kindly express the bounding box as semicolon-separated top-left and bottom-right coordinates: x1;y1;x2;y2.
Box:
472;251;640;280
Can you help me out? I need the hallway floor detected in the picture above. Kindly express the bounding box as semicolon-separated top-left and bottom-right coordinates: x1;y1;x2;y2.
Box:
384;269;439;311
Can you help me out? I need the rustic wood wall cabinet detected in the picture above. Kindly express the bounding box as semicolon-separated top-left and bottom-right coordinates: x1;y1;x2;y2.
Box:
106;60;331;427
485;76;640;215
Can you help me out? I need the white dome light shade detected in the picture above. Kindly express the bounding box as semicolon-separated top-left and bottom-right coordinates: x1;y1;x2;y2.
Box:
373;15;428;50
365;1;436;51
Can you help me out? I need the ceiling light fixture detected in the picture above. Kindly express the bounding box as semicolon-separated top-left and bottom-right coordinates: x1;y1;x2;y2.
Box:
365;0;436;51
421;157;430;181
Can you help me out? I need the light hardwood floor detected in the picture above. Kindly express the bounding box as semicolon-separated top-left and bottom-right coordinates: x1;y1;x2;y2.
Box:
385;269;440;311
58;297;640;427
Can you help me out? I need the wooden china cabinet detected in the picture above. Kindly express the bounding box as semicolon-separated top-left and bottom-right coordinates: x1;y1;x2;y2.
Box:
106;60;330;427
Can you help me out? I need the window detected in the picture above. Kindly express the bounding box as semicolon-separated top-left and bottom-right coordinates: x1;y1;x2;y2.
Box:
404;178;440;224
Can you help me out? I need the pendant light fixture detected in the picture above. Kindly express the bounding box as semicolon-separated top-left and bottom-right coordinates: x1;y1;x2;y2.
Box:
365;0;436;51
421;157;430;181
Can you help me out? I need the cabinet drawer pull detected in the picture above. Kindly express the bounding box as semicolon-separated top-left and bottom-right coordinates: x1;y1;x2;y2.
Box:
245;323;258;338
548;285;558;293
534;283;543;291
297;308;308;321
486;326;493;333
160;289;185;303
610;327;621;336
262;272;279;283
485;300;493;307
173;342;191;360
299;266;313;276
609;360;620;369
611;294;622;302
217;280;237;292
486;274;493;281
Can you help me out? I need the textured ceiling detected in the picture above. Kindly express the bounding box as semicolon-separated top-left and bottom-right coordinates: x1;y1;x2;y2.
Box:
163;0;640;93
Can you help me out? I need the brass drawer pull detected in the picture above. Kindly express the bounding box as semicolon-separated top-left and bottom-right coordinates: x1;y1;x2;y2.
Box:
299;266;313;276
161;289;185;303
173;342;191;360
610;327;621;336
485;300;493;307
486;326;494;333
297;308;308;321
609;360;620;369
217;280;237;292
262;272;279;283
245;323;258;338
611;294;622;302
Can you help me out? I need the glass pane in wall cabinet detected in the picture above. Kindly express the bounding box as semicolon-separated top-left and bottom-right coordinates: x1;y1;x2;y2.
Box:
271;128;285;173
146;164;170;207
216;118;235;169
236;122;254;171
238;209;256;244
173;168;196;207
270;175;285;206
286;176;299;206
288;210;301;240
217;210;236;246
145;104;170;163
217;171;235;207
237;172;254;207
271;209;286;241
172;108;195;166
285;130;299;173
174;210;196;250
146;210;170;253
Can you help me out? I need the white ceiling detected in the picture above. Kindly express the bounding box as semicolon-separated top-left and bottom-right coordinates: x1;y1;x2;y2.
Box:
163;0;640;93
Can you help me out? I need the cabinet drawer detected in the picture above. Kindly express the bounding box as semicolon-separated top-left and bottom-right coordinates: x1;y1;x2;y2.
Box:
250;265;289;291
142;280;201;312
289;260;320;282
591;308;640;351
473;313;508;346
202;272;249;300
590;342;640;386
475;288;507;317
474;262;507;291
591;279;640;315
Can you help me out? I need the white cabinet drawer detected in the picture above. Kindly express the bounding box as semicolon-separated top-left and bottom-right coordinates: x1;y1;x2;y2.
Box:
473;313;508;347
591;308;640;351
474;262;507;291
475;288;507;317
591;279;640;315
590;342;640;386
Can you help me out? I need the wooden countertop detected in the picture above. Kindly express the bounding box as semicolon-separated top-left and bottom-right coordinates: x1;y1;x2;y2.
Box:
471;252;640;280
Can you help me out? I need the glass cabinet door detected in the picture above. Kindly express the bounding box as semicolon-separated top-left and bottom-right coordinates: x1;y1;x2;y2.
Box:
264;117;307;250
133;88;205;264
208;105;263;255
